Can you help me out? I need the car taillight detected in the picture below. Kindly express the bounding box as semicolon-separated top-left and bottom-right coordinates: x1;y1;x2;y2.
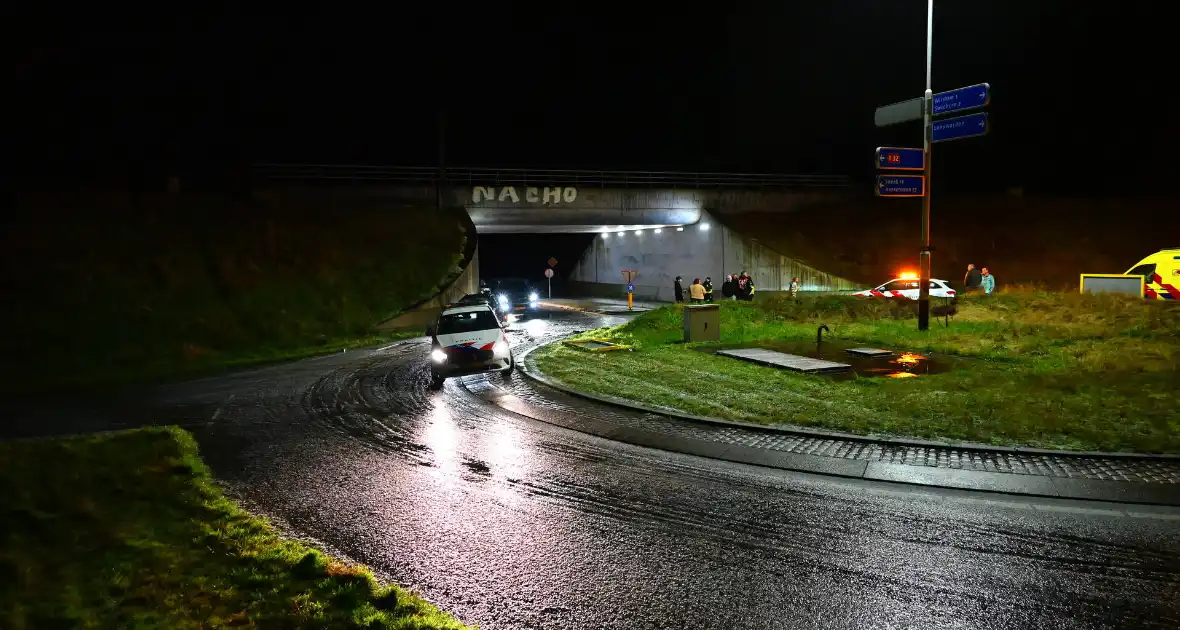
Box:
947;290;956;295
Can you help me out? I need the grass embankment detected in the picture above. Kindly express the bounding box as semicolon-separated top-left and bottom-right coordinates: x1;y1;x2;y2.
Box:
3;193;466;393
0;427;470;629
720;196;1179;287
534;291;1180;453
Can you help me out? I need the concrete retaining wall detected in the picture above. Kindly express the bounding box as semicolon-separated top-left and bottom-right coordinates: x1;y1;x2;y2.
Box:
253;182;848;233
568;210;859;301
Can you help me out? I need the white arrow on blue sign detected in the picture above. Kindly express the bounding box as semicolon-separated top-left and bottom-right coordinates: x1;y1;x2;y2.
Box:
876;147;924;171
933;83;990;115
876;175;925;198
932;112;988;143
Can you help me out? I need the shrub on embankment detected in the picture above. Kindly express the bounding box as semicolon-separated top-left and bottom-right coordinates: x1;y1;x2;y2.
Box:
719;195;1179;287
1;192;466;392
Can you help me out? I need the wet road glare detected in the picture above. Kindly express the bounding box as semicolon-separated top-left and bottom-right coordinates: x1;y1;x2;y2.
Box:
14;305;1180;629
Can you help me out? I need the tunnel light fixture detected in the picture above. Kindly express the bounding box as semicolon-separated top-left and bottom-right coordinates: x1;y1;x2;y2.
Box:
676;227;684;232
602;232;609;238
634;229;642;235
700;222;710;231
616;231;624;236
654;228;662;234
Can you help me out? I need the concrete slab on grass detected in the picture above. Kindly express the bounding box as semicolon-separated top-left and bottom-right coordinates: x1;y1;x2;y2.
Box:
716;348;851;373
846;347;893;357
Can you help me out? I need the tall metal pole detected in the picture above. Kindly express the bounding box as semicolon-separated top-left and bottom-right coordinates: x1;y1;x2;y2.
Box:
917;0;934;331
436;110;446;214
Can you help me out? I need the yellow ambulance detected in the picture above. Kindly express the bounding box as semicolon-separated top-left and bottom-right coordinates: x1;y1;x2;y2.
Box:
1126;248;1180;300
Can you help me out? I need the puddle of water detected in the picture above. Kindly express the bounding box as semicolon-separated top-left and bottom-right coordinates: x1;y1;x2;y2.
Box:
697;340;962;379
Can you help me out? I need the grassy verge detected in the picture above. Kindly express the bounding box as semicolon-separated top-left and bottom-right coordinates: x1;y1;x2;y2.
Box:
0;427;470;629
3;193;466;394
533;290;1180;453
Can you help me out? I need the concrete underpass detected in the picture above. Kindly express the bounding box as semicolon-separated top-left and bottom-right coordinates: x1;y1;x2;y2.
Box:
254;165;863;301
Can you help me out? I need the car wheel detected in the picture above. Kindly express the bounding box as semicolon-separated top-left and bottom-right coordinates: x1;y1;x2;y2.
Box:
429;373;445;390
500;354;515;377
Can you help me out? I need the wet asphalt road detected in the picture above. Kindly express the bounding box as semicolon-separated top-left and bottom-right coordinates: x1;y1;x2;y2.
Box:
7;305;1180;629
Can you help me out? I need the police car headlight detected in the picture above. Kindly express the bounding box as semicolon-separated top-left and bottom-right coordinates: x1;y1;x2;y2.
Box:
498;294;509;305
430;349;447;363
493;340;509;356
528;292;538;302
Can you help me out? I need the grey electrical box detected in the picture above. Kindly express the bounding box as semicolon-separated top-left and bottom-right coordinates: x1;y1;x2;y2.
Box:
683;304;720;342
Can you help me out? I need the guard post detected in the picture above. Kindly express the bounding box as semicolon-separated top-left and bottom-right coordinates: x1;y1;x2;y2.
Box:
622;269;638;310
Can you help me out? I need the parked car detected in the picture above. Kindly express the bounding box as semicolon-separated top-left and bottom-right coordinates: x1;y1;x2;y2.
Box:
427;303;514;389
854;276;956;300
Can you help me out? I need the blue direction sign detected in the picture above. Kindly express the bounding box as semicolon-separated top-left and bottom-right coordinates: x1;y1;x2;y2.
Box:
627;283;635;293
876;175;925;198
876;147;924;171
932;112;989;143
933;83;990;115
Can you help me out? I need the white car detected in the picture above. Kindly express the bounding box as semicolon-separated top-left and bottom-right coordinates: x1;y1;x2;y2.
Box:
427;304;514;389
854;277;956;300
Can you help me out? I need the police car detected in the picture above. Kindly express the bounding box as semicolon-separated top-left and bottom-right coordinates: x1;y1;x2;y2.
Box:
427;303;514;389
854;274;956;300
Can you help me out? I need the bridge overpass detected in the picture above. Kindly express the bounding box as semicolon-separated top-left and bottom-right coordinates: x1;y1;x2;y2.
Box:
253;164;861;297
254;164;852;233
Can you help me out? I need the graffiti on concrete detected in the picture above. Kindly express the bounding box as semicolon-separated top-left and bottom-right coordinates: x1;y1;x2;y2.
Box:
472;186;578;205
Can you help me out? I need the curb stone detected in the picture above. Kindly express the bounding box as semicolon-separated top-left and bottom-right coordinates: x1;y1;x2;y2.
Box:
501;339;1180;506
517;341;1180;461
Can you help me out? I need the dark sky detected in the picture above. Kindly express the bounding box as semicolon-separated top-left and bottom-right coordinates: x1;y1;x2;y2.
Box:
14;3;1177;194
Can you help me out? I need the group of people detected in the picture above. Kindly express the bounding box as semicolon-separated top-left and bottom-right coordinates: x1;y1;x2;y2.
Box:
963;264;996;294
674;271;760;303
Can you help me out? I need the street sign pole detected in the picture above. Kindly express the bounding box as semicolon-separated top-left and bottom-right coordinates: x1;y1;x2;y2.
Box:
918;0;934;332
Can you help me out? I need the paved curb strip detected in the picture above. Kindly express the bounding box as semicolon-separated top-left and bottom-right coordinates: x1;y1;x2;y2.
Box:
487;340;1180;507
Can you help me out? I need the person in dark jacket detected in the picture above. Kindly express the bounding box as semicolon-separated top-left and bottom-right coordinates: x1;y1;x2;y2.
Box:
674;276;684;303
703;277;714;302
735;271;752;301
721;275;734;300
964;264;982;293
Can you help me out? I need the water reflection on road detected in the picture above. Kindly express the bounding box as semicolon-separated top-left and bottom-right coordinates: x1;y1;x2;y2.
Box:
13;303;1179;630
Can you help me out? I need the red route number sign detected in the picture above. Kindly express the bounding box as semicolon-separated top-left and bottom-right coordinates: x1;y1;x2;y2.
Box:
547;257;558;267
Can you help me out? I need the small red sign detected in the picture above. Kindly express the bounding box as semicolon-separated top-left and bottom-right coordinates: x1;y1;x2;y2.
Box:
547;257;558;267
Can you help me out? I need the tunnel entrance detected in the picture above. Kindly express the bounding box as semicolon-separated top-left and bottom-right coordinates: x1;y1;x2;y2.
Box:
478;233;595;297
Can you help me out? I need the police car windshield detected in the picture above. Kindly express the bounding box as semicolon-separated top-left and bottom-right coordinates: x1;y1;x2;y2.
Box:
437;310;500;334
495;279;530;293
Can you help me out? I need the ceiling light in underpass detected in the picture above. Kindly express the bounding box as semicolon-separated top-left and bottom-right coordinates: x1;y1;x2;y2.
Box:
676;227;684;232
654;228;662;234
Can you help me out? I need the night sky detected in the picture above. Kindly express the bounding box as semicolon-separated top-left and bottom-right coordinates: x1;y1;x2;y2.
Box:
13;3;1178;195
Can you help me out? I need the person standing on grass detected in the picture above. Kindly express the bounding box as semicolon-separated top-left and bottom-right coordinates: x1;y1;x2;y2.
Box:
689;278;706;304
981;267;996;294
722;275;734;300
735;271;750;301
674;275;684;303
964;264;982;293
703;276;714;302
789;277;800;299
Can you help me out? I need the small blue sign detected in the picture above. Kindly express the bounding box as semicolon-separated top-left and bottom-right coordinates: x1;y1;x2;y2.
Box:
876;175;925;198
876;147;924;171
932;112;989;143
933;83;990;115
627;283;635;293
